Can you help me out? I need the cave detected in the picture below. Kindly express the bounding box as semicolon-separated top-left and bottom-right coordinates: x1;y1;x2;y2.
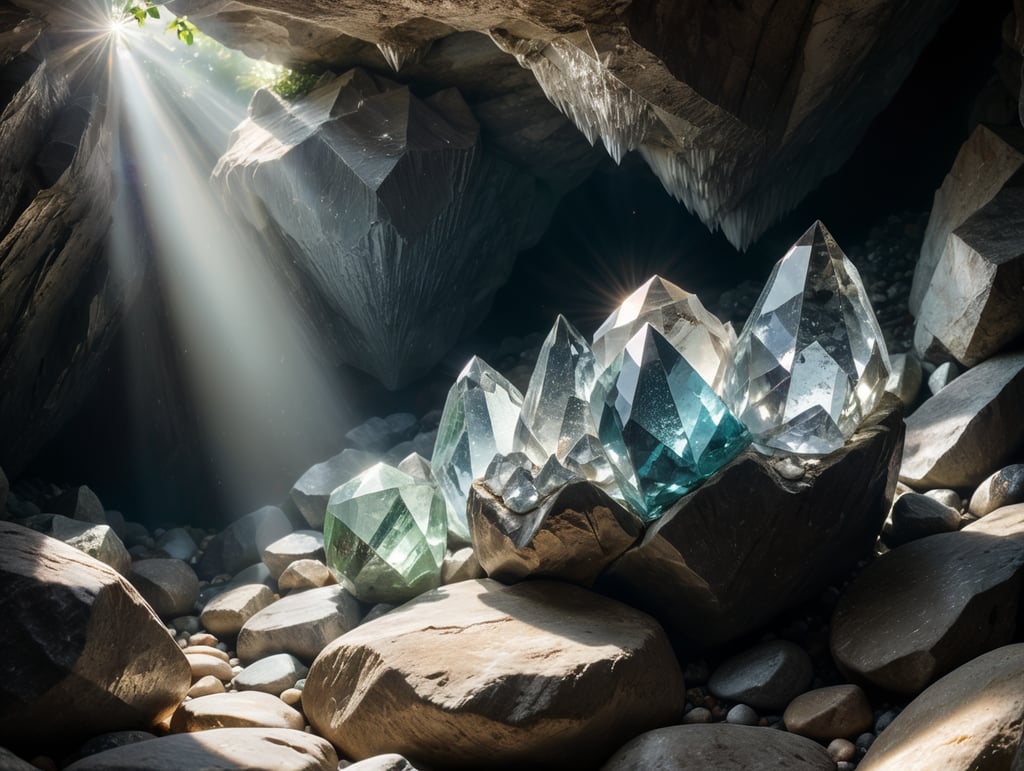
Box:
1;0;1024;768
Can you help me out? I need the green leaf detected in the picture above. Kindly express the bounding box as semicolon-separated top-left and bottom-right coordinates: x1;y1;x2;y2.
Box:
147;5;160;18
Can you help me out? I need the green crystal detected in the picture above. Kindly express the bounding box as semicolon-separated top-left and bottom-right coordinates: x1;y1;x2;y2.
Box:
597;324;751;520
324;462;447;603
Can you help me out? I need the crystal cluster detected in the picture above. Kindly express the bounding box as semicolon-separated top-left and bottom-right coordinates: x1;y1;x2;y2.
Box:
324;463;446;603
596;325;751;520
724;221;890;455
592;275;736;393
431;357;524;543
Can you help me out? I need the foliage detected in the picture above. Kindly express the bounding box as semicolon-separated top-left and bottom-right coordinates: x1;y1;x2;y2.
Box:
119;1;197;46
269;70;321;99
167;16;199;46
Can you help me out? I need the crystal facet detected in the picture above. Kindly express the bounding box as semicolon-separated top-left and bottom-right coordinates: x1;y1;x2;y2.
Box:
592;275;737;393
512;315;643;512
431;357;524;543
597;324;751;519
724;221;890;455
324;463;446;603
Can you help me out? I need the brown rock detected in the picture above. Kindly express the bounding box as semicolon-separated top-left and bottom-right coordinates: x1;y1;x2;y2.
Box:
783;685;874;741
278;559;335;592
859;644;1024;771
185;653;233;683
600;394;903;648
63;728;336;770
261;531;325;580
440;546;485;584
303;579;685;768
187;675;226;699
831;504;1024;694
199;583;275;638
0;523;190;753
900;351;1024;489
237;585;361;664
468;479;643;586
970;464;1024;517
170;692;304;732
600;724;834;770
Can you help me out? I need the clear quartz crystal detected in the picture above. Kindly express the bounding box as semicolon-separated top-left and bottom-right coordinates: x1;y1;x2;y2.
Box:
724;221;890;455
512;315;643;512
592;275;737;394
431;357;524;543
502;466;541;513
597;324;751;520
534;455;582;497
324;463;447;603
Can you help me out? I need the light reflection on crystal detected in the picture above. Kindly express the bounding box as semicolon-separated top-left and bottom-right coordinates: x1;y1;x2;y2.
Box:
512;314;644;512
724;221;890;455
431;357;524;543
324;463;446;603
597;324;751;519
592;275;737;393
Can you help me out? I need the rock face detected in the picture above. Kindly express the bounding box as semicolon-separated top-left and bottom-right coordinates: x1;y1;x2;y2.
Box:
0;22;141;476
910;124;1024;315
213;69;553;389
600;394;903;649
831;504;1024;694
0;522;190;752
600;724;835;771
913;178;1024;366
175;0;955;250
467;480;643;586
303;579;685;769
900;351;1024;489
858;644;1024;771
63;728;338;771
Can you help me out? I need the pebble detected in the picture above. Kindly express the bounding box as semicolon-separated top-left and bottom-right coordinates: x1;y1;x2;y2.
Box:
875;709;899;733
189;632;219;647
828;738;857;762
856;732;876;752
708;639;813;711
682;707;712;724
186;653;234;682
187;675;226;698
280;688;303;707
725;704;759;726
183;645;230;663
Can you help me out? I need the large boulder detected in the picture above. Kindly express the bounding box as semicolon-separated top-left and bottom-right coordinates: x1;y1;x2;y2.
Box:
913;180;1024;366
303;579;685;768
831;504;1024;694
63;728;337;771
859;644;1024;771
910;124;1024;315
900;351;1024;489
213;69;553;388
0;522;190;752
195;505;292;579
49;515;131;576
599;394;903;649
175;0;956;250
600;724;834;771
129;559;200;618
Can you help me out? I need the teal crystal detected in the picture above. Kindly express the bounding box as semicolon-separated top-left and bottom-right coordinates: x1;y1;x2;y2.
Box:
592;275;736;393
724;221;890;455
324;462;447;603
512;314;644;512
431;356;524;543
596;324;751;520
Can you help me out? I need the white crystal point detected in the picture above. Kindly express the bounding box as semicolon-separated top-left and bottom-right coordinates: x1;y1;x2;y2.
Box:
725;221;890;455
431;356;524;543
592;275;736;393
513;315;601;465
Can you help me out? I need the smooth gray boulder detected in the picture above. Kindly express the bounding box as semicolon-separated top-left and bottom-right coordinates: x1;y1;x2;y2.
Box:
233;653;308;695
200;583;276;638
0;523;190;753
859;644;1024;771
600;394;903;648
213;69;551;389
261;530;324;580
970;464;1024;517
130;559;200;618
63;728;337;770
49;515;131;576
237;585;361;664
289;449;377;529
601;724;834;771
832;504;1024;694
887;492;961;546
196;505;292;579
303;579;684;769
900;351;1024;489
708;640;813;712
